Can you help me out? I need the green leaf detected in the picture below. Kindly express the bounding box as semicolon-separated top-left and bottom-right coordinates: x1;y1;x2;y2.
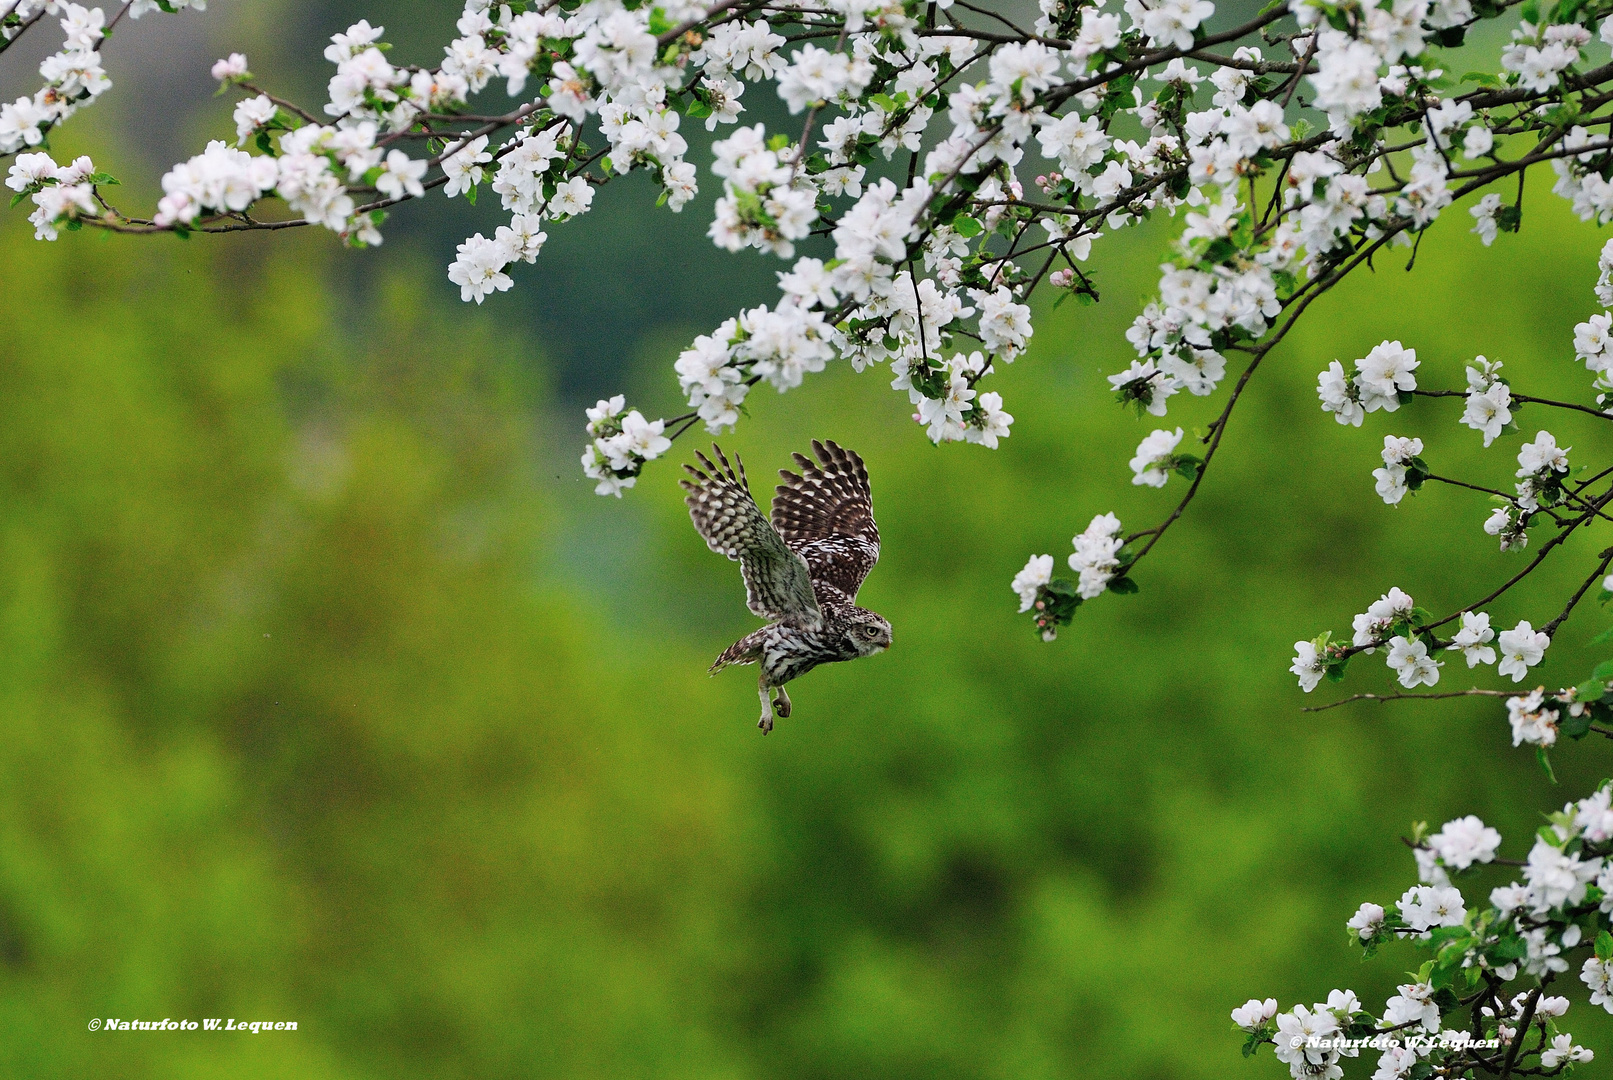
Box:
1489;934;1528;961
1563;708;1593;740
1538;745;1558;784
1593;660;1613;680
464;184;477;206
1200;237;1238;265
952;215;983;238
1107;577;1139;595
1598;930;1613;962
1240;1030;1265;1058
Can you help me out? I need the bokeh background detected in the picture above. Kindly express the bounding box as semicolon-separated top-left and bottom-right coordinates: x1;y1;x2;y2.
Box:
4;2;1613;1077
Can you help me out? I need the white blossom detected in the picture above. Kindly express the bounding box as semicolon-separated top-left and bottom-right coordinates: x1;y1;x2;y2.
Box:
1291;640;1327;692
1346;901;1384;942
1447;611;1495;668
1386;635;1440;688
1523;838;1598;911
1496;620;1549;682
1129;428;1183;487
1427;815;1500;870
1230;997;1277;1031
1011;554;1054;613
447;233;512;304
1069;513;1124;599
1507;688;1559;746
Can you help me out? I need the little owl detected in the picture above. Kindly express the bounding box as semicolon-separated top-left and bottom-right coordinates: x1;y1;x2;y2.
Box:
681;440;892;733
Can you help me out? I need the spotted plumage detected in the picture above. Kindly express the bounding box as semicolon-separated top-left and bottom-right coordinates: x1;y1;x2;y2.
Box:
681;440;891;733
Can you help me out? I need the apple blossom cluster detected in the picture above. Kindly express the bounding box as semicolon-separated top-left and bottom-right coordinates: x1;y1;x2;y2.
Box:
579;394;672;497
1371;433;1426;506
1129;426;1193;487
1317;341;1420;428
1011;512;1133;640
1290;584;1551;692
4;148;110;238
1240;788;1613;1080
1573;238;1613;412
0;1;120;158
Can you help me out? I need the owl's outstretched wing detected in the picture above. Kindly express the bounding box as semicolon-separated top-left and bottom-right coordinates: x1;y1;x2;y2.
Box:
771;440;880;604
682;445;822;622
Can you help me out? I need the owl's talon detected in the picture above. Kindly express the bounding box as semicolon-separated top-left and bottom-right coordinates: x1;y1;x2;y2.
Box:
758;713;773;734
773;687;792;718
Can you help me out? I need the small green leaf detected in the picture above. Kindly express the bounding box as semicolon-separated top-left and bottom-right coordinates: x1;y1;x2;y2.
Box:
952;215;983;238
1538;745;1558;784
1597;930;1613;962
1563;708;1594;740
1108;577;1139;595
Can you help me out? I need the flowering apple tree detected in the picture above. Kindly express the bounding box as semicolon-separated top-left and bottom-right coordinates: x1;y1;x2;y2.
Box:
11;0;1613;1072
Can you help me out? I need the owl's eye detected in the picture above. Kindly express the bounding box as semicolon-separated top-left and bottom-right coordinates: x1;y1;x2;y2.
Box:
861;625;878;638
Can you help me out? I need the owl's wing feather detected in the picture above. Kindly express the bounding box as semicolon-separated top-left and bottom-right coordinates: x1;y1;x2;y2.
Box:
771;440;880;603
682;445;822;623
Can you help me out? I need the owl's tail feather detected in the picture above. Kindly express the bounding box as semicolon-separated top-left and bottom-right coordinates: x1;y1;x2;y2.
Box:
711;629;764;675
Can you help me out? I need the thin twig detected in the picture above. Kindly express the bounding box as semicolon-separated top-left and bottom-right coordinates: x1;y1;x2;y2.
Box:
1304;688;1511;713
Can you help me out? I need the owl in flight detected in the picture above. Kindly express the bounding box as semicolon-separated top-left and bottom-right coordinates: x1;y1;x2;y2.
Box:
681;440;892;733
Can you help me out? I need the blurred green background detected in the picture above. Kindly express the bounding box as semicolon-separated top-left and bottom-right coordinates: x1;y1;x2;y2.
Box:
5;3;1613;1078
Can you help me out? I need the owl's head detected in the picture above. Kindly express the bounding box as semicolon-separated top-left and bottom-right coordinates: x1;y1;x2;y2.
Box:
845;609;892;657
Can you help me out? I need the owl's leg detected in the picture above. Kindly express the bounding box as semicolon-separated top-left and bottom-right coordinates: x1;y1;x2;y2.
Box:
773;685;792;718
756;682;774;734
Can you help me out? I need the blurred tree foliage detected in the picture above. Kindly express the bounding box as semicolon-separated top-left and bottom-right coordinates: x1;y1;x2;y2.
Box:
3;159;1613;1080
